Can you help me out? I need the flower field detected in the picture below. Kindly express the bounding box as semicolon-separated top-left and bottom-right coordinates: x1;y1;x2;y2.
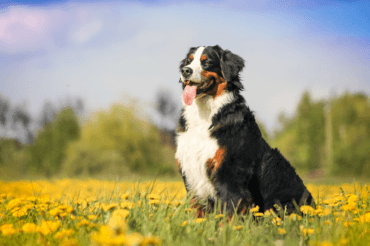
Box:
1;179;370;246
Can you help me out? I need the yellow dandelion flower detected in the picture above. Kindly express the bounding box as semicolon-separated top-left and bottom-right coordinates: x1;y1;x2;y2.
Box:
125;233;144;246
180;221;187;227
264;209;275;217
49;208;60;217
22;223;37;233
233;225;244;231
142;235;161;245
59;212;69;217
1;223;17;236
112;209;129;219
347;195;358;204
318;208;331;217
323;198;337;206
121;191;130;200
302;228;315;236
324;220;332;225
0;194;9;199
111;235;126;245
108;216;127;234
321;241;333;246
77;219;90;227
120;201;136;209
57;205;74;213
91;225;114;244
54;229;74;239
278;228;286;235
343;221;354;227
37;220;60;235
289;213;302;221
272;217;282;225
11;207;28;217
76;200;88;208
26;196;37;202
102;203;119;212
215;214;225;219
341;202;357;211
254;212;264;217
7;198;22;210
149;199;160;205
60;238;78;246
300;205;315;215
333;211;345;217
250;205;260;213
358;213;370;223
334;195;345;202
88;214;97;220
195;218;206;223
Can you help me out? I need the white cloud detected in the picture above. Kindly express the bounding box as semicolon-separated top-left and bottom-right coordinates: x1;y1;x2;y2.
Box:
0;7;54;53
69;19;103;45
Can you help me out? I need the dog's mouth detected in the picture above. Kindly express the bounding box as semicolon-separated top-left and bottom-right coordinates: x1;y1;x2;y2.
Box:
182;78;215;106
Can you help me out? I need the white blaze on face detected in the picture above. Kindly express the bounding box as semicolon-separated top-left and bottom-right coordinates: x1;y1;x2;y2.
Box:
183;46;205;83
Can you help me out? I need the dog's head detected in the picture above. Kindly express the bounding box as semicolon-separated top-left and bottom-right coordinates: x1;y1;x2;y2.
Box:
179;45;245;106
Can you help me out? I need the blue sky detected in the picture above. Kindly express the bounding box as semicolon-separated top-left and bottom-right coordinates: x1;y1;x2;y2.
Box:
0;0;369;132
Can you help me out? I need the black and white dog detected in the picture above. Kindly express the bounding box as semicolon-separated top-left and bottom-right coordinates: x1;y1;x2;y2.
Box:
175;45;314;216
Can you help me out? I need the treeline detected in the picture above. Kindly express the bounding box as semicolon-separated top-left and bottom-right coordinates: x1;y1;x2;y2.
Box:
0;90;369;179
0;93;177;179
271;91;370;177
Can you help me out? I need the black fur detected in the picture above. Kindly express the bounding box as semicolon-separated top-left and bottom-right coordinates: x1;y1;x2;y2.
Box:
177;45;314;215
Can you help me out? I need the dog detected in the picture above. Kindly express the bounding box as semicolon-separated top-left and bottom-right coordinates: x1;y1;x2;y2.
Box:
175;45;314;217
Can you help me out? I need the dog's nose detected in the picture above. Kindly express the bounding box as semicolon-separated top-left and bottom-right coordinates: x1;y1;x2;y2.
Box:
181;67;193;78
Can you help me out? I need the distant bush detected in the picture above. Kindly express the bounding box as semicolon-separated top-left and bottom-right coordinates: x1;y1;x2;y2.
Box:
330;93;370;176
62;104;175;177
28;107;80;177
0;138;30;179
272;91;370;177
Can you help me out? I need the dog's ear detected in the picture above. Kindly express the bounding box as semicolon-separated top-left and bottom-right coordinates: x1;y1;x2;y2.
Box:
220;49;245;89
179;58;187;72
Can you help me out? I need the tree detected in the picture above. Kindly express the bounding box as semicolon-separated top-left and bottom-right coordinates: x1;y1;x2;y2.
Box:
155;89;178;130
38;100;56;128
62;103;175;177
296;91;325;170
28;107;80;177
0;95;9;127
272;91;325;172
13;104;33;143
330;92;370;176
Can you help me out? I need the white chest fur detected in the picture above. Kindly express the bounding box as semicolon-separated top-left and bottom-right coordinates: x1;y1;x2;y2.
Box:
175;92;234;200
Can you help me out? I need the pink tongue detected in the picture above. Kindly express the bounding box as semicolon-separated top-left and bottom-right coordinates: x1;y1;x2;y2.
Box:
183;85;197;106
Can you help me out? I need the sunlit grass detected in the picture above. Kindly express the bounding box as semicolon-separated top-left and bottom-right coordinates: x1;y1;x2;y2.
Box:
0;179;370;245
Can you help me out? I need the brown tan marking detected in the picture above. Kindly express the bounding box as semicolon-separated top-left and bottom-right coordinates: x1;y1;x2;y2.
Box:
176;159;182;174
200;70;228;99
190;197;206;218
213;148;226;170
206;147;226;179
200;54;207;61
189;54;194;61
